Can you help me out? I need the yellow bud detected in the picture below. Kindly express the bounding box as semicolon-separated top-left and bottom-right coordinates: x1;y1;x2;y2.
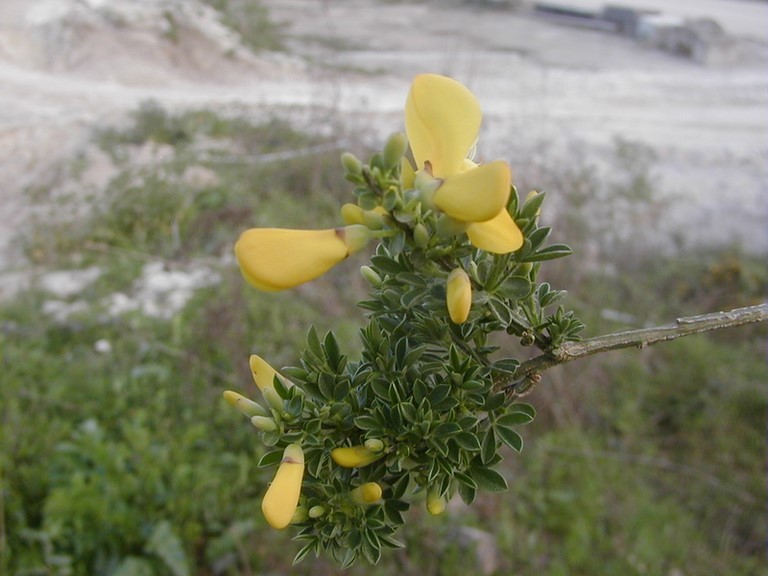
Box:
446;268;472;324
222;390;268;418
426;486;446;516
250;415;278;432
351;482;383;504
341;203;365;225
249;355;285;391
331;445;385;468
262;444;305;529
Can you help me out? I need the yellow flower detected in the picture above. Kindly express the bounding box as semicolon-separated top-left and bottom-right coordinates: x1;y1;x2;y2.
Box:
404;74;523;253
235;225;371;291
350;482;383;504
426;485;446;516
249;354;290;391
222;390;267;418
331;444;385;468
446;268;472;324
262;443;305;529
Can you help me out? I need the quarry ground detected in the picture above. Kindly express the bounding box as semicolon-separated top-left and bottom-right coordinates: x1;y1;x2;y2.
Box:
1;0;766;299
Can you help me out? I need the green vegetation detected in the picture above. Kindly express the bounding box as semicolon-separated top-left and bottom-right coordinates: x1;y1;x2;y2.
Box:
201;0;285;52
1;104;765;575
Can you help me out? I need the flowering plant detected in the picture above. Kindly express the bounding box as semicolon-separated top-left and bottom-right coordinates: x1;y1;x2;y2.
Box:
225;74;582;566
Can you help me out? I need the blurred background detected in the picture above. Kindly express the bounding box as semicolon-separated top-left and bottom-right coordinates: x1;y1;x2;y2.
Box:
0;1;766;574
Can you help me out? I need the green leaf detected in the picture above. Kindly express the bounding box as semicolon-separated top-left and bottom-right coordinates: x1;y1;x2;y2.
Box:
453;431;482;452
496;426;524;452
458;480;477;505
370;255;404;274
519;190;546;219
432;422;461;437
492;358;520;375
257;450;283;467
306;326;323;360
146;521;189;576
487;297;512;325
113;558;155;576
323;331;341;371
524;244;573;262
354;415;380;431
526;226;552;251
469;466;509;493
496;412;534;426
454;470;478;490
483;392;506;412
499;276;533;301
427;383;451;406
509;402;536;419
293;541;317;565
481;427;496;464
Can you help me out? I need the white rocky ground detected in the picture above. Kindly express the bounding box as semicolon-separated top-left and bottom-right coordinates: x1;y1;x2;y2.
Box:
1;0;766;303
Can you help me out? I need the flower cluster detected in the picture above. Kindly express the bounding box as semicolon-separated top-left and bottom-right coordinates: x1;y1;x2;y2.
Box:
224;74;582;566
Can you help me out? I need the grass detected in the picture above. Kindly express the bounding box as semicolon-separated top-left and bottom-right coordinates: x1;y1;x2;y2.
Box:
1;102;766;575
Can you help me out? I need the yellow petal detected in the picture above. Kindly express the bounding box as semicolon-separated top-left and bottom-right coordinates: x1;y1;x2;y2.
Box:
446;268;472;324
235;226;369;291
433;160;511;222
262;444;305;529
249;354;279;391
466;209;524;254
331;445;384;468
405;74;481;178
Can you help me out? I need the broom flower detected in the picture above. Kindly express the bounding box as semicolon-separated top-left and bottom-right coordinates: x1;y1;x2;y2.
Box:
235;225;372;291
404;74;523;253
262;443;305;529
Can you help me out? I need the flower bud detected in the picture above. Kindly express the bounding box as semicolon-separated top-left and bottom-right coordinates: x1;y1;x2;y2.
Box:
341;152;363;176
364;438;385;453
291;506;309;524
426;486;446;516
249;355;292;392
308;505;326;518
341;203;365;225
350;482;383;504
413;222;430;248
262;444;305;529
331;445;385;468
262;386;284;413
446;268;472;324
360;265;383;287
383;132;408;170
222;390;268;418
251;415;278;432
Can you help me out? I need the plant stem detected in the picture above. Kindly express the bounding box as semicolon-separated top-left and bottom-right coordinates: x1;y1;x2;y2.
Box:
506;303;768;395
